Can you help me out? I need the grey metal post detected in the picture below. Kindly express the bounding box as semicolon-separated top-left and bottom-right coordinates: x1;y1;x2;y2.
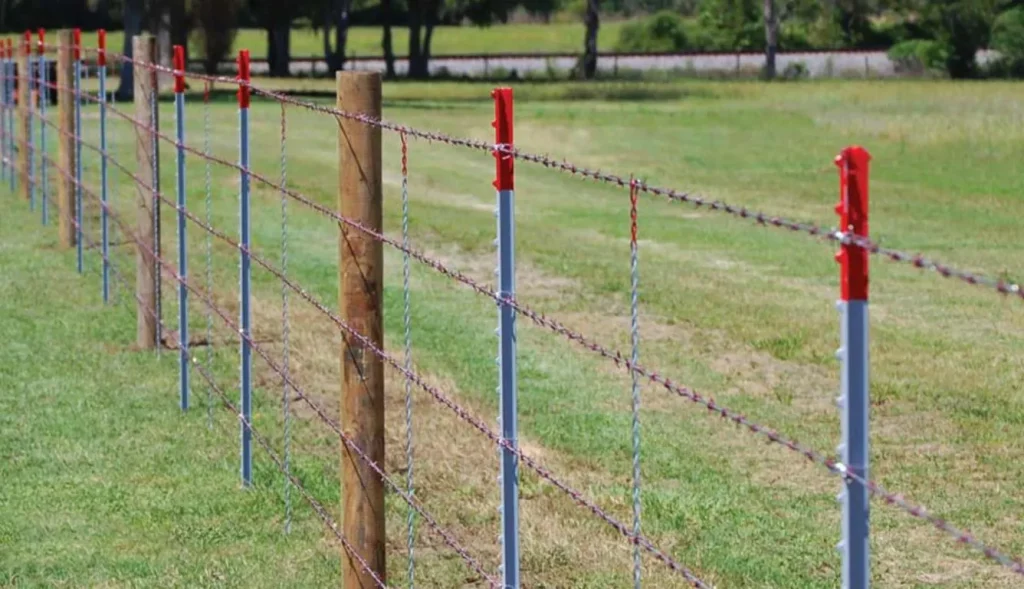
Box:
99;31;110;303
173;46;189;411
238;51;253;487
493;87;519;589
835;146;871;589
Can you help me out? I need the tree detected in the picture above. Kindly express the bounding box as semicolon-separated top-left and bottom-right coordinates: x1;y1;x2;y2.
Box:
900;0;999;78
407;0;441;79
318;0;354;74
582;0;599;79
251;0;295;77
194;0;240;76
381;0;396;78
764;0;778;78
115;0;145;100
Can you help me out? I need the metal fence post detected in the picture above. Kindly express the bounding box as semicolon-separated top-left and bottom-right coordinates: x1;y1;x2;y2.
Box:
6;40;14;193
493;86;520;589
835;145;871;589
56;30;74;250
174;45;189;411
1;41;8;184
99;30;109;303
337;70;386;588
73;29;83;273
238;49;253;486
19;32;30;204
38;29;47;226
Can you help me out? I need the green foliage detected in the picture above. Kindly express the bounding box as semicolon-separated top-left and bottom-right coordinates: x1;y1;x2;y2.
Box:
887;39;948;74
915;0;1000;78
990;7;1024;76
616;10;690;52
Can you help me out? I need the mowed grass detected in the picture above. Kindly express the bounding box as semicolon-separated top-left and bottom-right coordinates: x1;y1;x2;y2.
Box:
3;22;631;61
3;78;1024;587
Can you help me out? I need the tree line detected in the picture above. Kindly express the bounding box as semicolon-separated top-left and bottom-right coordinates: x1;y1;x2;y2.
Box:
3;0;1022;87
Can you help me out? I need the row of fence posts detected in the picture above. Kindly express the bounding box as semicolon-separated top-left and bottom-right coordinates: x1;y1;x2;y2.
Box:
0;27;875;589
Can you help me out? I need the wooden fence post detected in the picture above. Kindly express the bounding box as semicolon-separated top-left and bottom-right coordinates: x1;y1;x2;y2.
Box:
134;34;157;349
17;32;29;202
337;71;385;588
56;29;75;248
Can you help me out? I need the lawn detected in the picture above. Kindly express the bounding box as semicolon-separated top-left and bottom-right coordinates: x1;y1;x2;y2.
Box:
2;78;1024;588
4;22;632;61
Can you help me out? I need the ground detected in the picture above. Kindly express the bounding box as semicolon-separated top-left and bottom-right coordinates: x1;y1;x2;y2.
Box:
2;79;1024;588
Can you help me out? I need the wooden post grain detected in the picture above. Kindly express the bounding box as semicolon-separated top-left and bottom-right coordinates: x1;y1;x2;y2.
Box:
337;71;385;589
134;34;157;349
56;30;75;248
17;35;29;201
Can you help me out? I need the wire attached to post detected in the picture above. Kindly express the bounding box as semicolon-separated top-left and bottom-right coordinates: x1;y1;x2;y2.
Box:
628;176;643;589
279;101;293;534
400;132;416;589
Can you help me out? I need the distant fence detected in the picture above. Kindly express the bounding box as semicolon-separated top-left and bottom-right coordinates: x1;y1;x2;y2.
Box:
4;26;1024;589
99;47;1001;79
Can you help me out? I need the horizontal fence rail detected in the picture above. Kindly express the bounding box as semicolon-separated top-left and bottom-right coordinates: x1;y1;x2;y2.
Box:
3;27;1024;589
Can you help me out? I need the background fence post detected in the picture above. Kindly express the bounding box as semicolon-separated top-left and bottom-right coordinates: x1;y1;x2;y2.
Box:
133;34;157;350
18;31;30;204
174;44;188;411
38;29;47;226
336;70;386;588
98;29;109;303
836;145;871;589
74;28;83;273
56;29;74;249
9;39;17;193
238;49;252;486
493;86;520;589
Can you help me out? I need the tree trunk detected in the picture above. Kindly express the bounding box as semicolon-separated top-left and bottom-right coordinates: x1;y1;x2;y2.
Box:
408;0;425;78
381;0;396;78
151;3;173;89
764;0;778;80
407;0;438;79
582;0;599;80
323;0;352;74
170;0;188;66
116;0;144;100
269;24;291;77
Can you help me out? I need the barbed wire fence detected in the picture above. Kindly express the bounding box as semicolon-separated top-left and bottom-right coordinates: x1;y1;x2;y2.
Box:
3;27;1024;589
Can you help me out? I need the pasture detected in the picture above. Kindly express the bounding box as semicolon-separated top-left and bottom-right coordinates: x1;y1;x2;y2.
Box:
2;78;1024;587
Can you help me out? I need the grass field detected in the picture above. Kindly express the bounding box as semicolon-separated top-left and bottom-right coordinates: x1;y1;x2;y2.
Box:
3;22;633;61
3;78;1024;587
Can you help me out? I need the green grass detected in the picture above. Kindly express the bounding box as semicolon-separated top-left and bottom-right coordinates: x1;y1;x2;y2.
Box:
4;78;1024;587
4;22;633;61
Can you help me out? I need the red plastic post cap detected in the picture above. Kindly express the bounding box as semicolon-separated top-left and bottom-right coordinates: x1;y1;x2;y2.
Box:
835;146;871;301
236;50;250;108
36;29;44;55
97;29;106;67
492;87;514;191
23;31;31;55
173;45;185;93
73;28;81;61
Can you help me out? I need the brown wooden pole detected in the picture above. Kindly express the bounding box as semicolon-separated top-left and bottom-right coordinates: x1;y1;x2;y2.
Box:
337;71;385;589
134;34;157;350
56;30;75;248
17;33;29;202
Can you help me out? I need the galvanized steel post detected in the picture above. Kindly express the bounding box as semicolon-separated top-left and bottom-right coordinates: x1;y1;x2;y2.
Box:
174;45;189;411
98;30;109;303
493;86;520;589
237;50;253;486
835;145;871;589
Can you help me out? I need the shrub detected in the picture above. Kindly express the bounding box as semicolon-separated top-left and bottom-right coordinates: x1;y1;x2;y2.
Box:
616;11;690;53
888;39;948;75
991;8;1024;76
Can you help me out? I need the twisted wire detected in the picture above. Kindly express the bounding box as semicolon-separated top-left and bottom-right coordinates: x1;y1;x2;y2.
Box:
202;81;214;429
279;101;293;535
400;133;416;589
628;178;643;589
